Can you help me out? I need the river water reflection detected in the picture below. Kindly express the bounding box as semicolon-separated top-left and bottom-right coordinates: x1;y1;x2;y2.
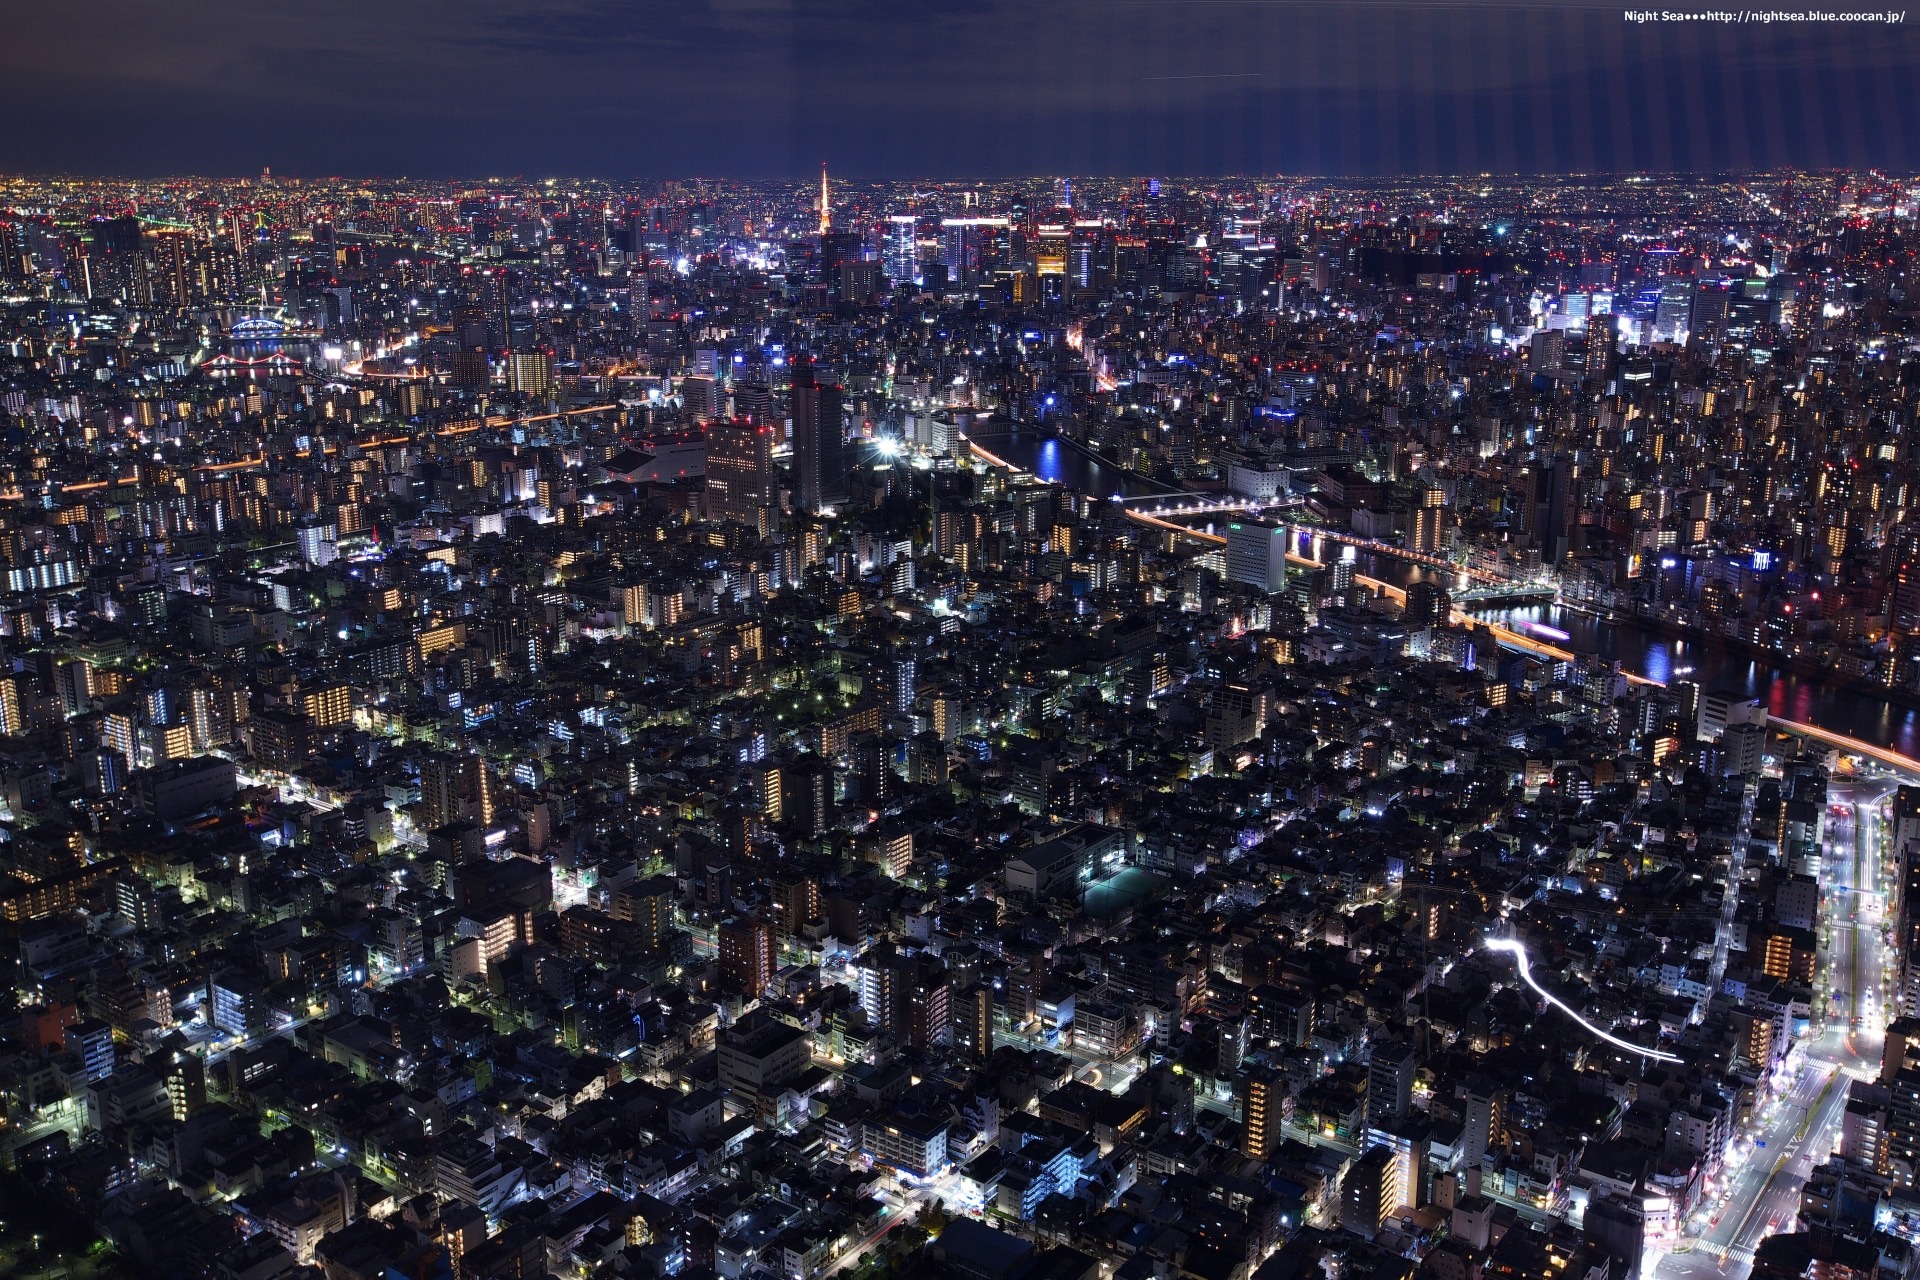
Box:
975;430;1920;758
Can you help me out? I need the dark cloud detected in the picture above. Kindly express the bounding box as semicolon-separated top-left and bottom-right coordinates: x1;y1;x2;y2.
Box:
0;0;1914;176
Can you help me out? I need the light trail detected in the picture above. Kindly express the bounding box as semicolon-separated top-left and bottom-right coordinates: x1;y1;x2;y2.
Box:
960;434;1021;472
1482;936;1683;1064
1764;719;1920;777
1123;506;1226;545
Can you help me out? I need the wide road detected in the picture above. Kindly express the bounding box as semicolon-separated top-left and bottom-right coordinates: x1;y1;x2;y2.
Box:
1708;780;1759;996
1655;777;1894;1280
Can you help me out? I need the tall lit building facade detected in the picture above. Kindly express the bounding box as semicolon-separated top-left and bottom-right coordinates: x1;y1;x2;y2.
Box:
790;358;846;513
1225;519;1289;594
885;214;917;285
705;418;775;523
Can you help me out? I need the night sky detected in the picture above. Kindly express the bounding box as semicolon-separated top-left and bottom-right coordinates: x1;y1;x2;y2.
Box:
4;0;1919;178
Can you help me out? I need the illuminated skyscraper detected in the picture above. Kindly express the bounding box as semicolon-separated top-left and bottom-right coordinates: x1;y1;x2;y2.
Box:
705;418;776;523
953;983;994;1063
719;916;775;999
885;214;917;285
1241;1067;1285;1160
1654;280;1693;343
422;753;494;829
1892;523;1920;635
1034;222;1068;279
1532;456;1574;565
1225;518;1288;593
790;357;846;513
734;380;773;427
939;217;1010;284
821;231;862;303
1341;1145;1401;1236
149;228;193;307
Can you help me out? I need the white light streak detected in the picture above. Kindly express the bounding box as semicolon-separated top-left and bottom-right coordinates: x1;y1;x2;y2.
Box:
1483;936;1683;1064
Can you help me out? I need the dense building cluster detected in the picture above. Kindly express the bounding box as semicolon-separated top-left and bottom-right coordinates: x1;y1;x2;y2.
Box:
0;169;1913;1280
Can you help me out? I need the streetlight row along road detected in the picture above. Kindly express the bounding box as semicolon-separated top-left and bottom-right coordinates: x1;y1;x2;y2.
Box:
1656;778;1897;1280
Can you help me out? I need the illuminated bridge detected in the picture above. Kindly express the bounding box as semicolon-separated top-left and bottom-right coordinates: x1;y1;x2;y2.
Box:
1118;504;1507;583
1452;585;1559;609
1119;493;1266;518
963;437;1583;621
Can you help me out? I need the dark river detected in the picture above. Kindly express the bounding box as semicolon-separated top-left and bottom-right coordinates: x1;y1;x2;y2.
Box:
975;429;1920;758
975;430;1159;499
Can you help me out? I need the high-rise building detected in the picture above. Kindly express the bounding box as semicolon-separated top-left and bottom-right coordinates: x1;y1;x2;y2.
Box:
953;983;994;1063
1888;1067;1920;1186
1367;1040;1416;1126
1529;328;1566;376
889;657;917;715
1691;280;1732;341
1241;1067;1286;1160
611;877;675;951
939;217;1011;282
421;753;494;830
705;418;776;523
856;951;896;1030
1654;279;1694;343
1224;518;1288;594
66;1017;115;1083
782;757;834;836
856;947;951;1051
1887;1017;1920;1083
1586;314;1617;379
752;760;784;824
1341;1145;1400;1237
153;1039;206;1121
820;231;862;302
1403;581;1452;629
904;958;951;1052
1893;535;1920;636
211;970;269;1038
734;380;773;426
1899;788;1920;1016
1408;503;1447;556
300;682;352;729
768;875;821;938
1462;1080;1505;1165
1033;223;1069;279
1532;457;1574;565
874;826;913;879
790;358;846;513
507;351;553;397
451;348;490;390
1722;721;1767;776
885;215;918;285
148;229;193;306
0;675;21;736
718;916;775;1000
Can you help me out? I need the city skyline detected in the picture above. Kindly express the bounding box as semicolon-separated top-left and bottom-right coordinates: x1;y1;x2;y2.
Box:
4;31;1920;1280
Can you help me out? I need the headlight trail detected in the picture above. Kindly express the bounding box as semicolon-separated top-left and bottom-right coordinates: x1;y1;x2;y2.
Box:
1483;936;1683;1064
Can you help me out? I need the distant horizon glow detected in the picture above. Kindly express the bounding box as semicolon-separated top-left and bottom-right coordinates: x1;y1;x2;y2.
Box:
1;3;1915;175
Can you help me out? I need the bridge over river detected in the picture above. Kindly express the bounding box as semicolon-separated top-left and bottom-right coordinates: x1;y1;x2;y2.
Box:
962;427;1920;767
